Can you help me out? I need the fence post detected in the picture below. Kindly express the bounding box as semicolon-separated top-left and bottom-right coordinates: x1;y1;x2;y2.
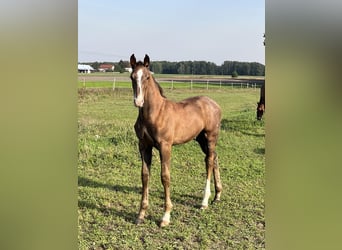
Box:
112;77;116;91
172;80;174;90
207;80;209;90
190;79;193;90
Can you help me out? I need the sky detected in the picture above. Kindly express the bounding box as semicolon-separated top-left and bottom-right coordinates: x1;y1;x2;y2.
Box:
78;0;265;65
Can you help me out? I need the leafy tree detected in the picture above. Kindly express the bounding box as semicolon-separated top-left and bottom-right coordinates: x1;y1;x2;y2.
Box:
90;61;100;70
90;58;265;76
151;62;162;74
113;60;128;73
177;62;186;74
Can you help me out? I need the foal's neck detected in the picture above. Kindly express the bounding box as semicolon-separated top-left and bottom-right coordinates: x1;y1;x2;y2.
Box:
142;79;165;121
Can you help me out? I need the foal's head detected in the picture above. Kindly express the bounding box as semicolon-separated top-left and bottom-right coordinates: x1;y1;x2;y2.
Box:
256;102;265;120
130;54;152;107
130;54;165;107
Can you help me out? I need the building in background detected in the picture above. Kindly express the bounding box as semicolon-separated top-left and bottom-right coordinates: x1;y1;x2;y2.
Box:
98;64;114;72
78;64;94;73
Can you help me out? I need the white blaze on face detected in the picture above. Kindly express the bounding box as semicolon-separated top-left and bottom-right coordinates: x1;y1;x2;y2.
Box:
134;69;144;107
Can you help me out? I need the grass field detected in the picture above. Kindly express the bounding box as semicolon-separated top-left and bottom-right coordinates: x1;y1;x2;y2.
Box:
78;87;265;249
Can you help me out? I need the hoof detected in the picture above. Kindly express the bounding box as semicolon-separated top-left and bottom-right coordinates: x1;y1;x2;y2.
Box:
159;220;170;228
135;218;144;225
200;205;208;210
212;199;221;205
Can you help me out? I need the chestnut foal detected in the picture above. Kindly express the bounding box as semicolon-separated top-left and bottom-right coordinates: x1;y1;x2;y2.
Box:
130;54;222;227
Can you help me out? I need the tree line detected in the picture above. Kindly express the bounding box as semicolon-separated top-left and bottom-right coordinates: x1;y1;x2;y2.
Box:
150;60;265;76
86;60;265;76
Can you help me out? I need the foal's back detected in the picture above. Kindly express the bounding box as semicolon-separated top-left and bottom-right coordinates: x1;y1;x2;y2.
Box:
163;96;221;145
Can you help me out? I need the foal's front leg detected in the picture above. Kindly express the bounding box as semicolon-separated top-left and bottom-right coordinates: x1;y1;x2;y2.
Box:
159;142;173;227
136;144;152;224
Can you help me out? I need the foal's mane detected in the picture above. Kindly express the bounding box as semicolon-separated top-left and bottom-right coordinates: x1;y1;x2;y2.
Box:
151;75;166;98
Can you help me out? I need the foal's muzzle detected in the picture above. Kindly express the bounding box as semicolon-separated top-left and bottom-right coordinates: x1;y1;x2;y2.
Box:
134;97;144;107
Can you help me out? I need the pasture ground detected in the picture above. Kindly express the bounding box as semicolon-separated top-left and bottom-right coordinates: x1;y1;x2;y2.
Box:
78;86;265;249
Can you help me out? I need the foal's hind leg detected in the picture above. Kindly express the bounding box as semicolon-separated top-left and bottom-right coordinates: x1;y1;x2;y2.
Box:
136;143;152;224
212;151;222;203
199;133;222;209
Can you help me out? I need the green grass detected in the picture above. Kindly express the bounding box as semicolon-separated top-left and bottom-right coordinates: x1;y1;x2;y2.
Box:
78;87;265;249
78;81;131;88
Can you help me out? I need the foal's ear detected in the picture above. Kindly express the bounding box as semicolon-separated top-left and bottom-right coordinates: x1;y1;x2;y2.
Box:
130;54;136;69
144;54;150;68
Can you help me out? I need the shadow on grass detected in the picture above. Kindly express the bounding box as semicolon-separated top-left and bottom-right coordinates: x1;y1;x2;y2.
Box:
78;176;140;224
254;147;265;155
221;118;265;137
78;199;138;224
78;178;220;225
160;192;202;209
78;176;140;193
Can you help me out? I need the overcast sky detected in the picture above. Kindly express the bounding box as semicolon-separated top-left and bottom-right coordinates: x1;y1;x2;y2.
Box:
78;0;265;65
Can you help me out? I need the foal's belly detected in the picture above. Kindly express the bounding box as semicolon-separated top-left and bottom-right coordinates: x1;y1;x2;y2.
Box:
172;127;202;145
171;115;204;144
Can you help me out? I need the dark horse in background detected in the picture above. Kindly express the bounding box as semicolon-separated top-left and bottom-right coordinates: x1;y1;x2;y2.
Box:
130;54;222;227
257;82;265;120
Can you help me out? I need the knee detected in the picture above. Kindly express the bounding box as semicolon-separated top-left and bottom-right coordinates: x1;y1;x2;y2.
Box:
205;153;215;163
161;172;170;185
142;173;149;183
141;168;150;180
141;200;149;210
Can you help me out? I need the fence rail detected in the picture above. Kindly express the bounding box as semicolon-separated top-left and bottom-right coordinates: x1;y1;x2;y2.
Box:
78;76;264;91
161;79;262;90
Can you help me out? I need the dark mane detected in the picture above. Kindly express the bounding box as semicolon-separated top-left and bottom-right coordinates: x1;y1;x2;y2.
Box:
151;76;166;98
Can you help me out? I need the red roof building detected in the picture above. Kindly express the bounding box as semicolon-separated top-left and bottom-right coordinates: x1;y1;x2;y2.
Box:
98;64;114;72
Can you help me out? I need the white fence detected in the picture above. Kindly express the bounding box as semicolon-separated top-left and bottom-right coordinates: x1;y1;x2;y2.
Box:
162;79;262;90
79;76;264;91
